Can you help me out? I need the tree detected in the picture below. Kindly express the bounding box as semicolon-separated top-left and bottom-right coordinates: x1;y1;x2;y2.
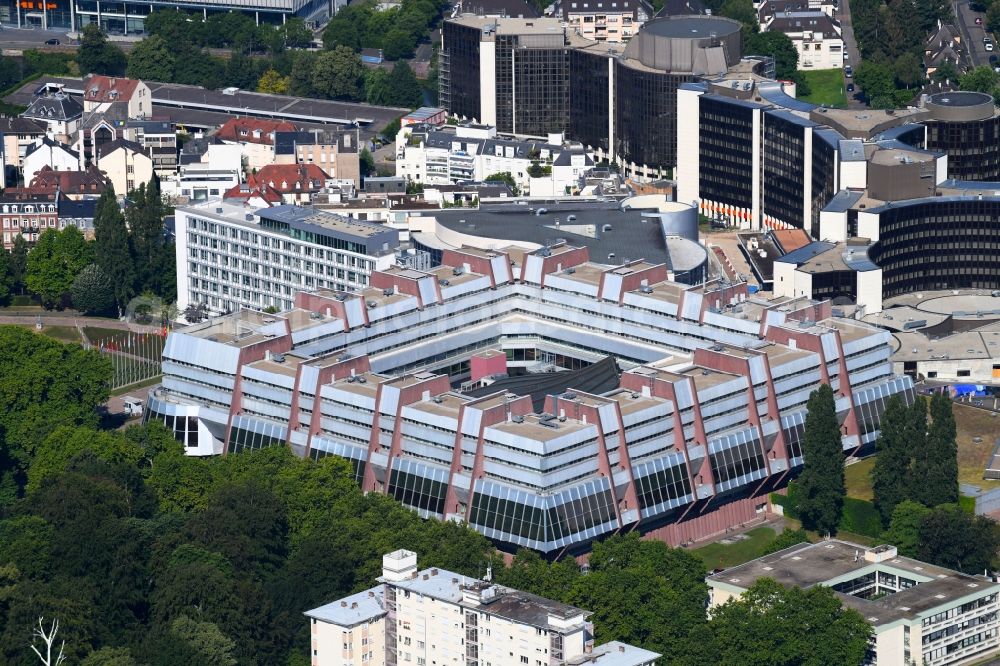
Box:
70;265;116;316
484;171;518;193
988;0;1000;33
126;178;171;298
0;326;111;483
881;499;930;557
933;60;959;83
0;246;13;305
359;148;376;178
743;31;799;80
364;68;393;105
93;187;135;315
720;0;759;33
29;617;67;666
921;393;958;506
81;647;138;666
170;616;237;666
126;35;175;82
761;528;810;555
709;578;872;665
280;18;314;49
311;47;365;100
893;52;923;88
918;505;1000;573
183;302;210;323
387;61;423;107
871;395;911;525
10;234;28;295
959;65;1000;93
25;228;93;309
854;60;897;107
797;384;845;535
257;68;290;95
77;25;126;76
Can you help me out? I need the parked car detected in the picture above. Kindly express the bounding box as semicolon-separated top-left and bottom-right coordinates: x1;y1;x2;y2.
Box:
991;54;998;63
44;38;59;45
988;41;995;51
844;65;853;77
847;83;855;92
843;51;849;60
977;16;984;24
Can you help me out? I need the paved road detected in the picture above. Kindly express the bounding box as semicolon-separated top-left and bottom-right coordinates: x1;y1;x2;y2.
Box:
955;0;990;68
836;0;866;108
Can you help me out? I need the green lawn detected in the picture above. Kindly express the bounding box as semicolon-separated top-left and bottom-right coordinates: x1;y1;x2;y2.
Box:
845;457;875;501
83;327;165;361
692;526;780;569
39;325;83;344
798;69;848;109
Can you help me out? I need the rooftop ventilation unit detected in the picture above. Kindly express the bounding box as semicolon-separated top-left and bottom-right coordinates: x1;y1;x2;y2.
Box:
272;353;286;363
367;301;377;308
640;285;653;294
439;279;450;286
310;311;323;319
453;267;464;276
512;414;525;423
383;288;394;297
566;267;576;274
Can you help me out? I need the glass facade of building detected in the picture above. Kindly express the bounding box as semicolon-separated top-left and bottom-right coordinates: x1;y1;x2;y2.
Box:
698;95;757;211
569;49;611;153
441;22;483;122
925;117;1000;182
614;63;692;172
869;198;1000;297
811;134;838;238
762;112;807;230
513;47;570;136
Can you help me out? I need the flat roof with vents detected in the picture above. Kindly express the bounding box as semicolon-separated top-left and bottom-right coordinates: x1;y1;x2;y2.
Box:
706;539;1000;627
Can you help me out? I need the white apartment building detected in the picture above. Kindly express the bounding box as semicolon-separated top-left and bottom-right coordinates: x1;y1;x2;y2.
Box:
763;11;844;69
708;541;1000;666
396;124;594;194
305;550;661;666
175;201;399;315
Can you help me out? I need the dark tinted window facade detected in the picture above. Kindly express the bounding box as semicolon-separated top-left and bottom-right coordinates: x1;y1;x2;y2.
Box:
614;62;692;171
810;269;857;302
925;117;1000;181
495;34;517;132
869;199;1000;297
811;136;837;237
514;47;570;136
570;49;610;152
698;95;756;210
762;112;806;229
441;22;483;121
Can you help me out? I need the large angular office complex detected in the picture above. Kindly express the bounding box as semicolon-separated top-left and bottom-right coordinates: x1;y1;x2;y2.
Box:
439;14;743;180
149;239;911;553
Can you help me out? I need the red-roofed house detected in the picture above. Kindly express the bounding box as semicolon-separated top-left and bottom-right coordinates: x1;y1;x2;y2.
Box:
217;118;297;171
80;74;151;118
249;163;330;204
222;182;284;208
27;165;109;200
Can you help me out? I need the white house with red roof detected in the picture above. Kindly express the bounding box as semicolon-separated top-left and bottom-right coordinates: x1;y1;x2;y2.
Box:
80;74;151;118
248;163;330;204
222;182;283;208
216;117;297;171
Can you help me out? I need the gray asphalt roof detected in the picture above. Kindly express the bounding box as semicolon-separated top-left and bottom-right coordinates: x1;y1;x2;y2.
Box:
821;189;863;213
433;202;673;264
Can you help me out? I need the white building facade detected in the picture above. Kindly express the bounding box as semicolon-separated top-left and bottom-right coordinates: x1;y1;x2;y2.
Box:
305;550;661;666
175;201;399;315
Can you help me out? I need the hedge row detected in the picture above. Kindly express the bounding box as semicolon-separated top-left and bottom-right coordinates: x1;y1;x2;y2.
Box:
771;482;881;538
